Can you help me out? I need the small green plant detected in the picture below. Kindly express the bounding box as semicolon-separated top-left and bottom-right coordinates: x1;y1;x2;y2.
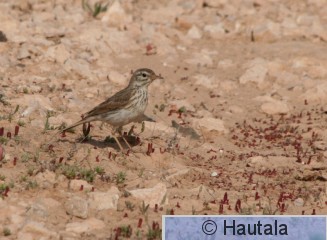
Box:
0;183;8;195
0;175;5;181
3;227;11;236
139;201;149;215
146;227;161;240
80;168;96;183
178;106;186;113
20;175;28;183
94;166;105;175
26;180;38;190
82;0;110;18
23;87;29;94
0;136;8;145
44;110;55;132
125;201;135;211
120;225;132;238
61;165;79;180
8;105;19;122
116;171;126;184
17;119;25;127
21;152;31;163
0;93;9;106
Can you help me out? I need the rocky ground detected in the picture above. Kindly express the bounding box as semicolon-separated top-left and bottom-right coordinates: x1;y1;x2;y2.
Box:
0;0;327;239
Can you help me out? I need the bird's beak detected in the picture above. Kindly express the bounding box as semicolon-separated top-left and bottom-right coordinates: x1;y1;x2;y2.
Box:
151;73;163;81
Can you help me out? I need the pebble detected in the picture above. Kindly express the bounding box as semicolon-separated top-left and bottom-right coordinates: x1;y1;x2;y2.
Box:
65;196;88;219
88;187;120;210
211;171;218;177
129;182;168;207
192;117;229;134
65;218;105;234
260;100;289;115
239;58;268;88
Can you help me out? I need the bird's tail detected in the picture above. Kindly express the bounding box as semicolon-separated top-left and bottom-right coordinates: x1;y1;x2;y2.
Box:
47;118;92;144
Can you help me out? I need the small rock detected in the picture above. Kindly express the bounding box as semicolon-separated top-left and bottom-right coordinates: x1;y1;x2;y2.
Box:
65;218;105;234
144;121;175;135
129;182;168;207
12;95;54;117
64;59;92;78
45;44;70;64
211;171;218;177
65;196;88;219
35;170;57;189
192;117;228;134
88;187;120;210
218;59;233;69
239;58;268;88
107;70;128;86
252;20;281;42
185;52;213;67
70;179;93;192
261;100;289;115
294;198;304;207
17;221;58;240
187;25;202;39
17;45;30;60
193;75;217;88
169;99;195;112
300;83;327;103
313;141;327;151
204;24;225;38
101;1;132;27
248;156;265;165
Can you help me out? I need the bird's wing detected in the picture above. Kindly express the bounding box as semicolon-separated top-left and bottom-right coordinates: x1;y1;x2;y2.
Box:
84;87;132;118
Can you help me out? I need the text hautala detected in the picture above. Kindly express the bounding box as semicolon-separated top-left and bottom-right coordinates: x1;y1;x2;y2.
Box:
224;220;288;236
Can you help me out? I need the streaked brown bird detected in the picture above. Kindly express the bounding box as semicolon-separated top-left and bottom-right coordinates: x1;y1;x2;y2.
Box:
61;68;163;151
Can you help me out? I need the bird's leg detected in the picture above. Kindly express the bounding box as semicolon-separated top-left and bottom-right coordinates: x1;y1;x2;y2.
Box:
112;135;124;152
117;126;134;151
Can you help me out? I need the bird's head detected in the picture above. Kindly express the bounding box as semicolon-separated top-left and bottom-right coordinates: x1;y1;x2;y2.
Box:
129;68;163;88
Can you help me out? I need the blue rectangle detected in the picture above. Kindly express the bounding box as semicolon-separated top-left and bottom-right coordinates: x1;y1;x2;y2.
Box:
163;216;326;240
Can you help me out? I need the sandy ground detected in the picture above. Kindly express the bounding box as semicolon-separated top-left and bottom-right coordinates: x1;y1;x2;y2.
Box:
0;0;326;239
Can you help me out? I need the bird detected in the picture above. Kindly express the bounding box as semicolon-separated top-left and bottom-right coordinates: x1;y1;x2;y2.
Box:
59;68;163;151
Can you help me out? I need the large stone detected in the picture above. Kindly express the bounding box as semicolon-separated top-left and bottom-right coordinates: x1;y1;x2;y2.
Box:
35;170;57;189
45;44;70;64
17;221;59;240
260;100;289;115
300;83;327;103
192;117;228;134
187;25;202;39
129;182;168;207
193;74;217;88
65;196;88;219
239;58;268;88
65;218;105;234
70;179;93;192
11;95;54;117
107;70;128;86
101;0;132;27
88;187;120;210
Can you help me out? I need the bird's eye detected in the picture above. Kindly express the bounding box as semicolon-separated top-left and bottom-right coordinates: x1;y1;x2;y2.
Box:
142;73;147;78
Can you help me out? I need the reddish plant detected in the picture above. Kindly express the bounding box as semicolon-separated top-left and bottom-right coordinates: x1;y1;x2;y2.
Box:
235;199;241;213
154;203;158;212
14;126;19;136
79;185;84;191
138;218;143;228
7;132;11;139
0;127;3;136
219;201;224;214
13;157;17;166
